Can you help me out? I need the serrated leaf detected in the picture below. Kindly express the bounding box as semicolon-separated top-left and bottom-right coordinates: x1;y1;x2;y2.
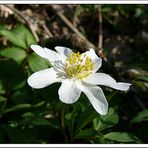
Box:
17;25;37;47
0;25;36;49
0;30;27;49
93;107;119;131
104;132;140;143
0;47;27;63
131;109;148;123
28;52;50;72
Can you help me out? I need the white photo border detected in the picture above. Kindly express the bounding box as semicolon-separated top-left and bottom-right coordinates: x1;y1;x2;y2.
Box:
0;0;148;147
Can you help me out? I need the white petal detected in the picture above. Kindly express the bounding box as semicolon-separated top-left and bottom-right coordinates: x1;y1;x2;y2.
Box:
27;68;60;89
108;82;132;91
30;45;63;65
55;46;73;58
82;48;102;72
58;80;82;104
78;83;108;115
30;45;49;60
84;73;116;84
84;73;131;91
44;47;63;63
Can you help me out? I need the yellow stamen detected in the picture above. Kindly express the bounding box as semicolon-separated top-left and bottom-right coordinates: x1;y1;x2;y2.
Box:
65;52;94;79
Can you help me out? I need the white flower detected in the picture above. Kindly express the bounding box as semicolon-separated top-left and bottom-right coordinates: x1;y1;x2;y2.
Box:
27;45;131;115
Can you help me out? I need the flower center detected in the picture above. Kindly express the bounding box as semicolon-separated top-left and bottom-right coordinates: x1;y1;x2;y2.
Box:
64;52;94;79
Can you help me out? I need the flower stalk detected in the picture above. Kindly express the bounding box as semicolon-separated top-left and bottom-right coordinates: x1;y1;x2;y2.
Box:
61;105;69;143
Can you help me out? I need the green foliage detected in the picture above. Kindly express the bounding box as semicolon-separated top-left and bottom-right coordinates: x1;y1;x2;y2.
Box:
74;128;98;139
0;80;5;95
0;47;27;64
0;96;7;115
131;109;148;123
0;25;36;49
93;107;119;131
104;132;141;143
3;104;32;114
137;76;148;82
74;105;98;134
0;4;147;143
28;53;51;72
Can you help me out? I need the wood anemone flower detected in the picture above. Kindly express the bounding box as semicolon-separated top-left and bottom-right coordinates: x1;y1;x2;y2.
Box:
27;45;131;115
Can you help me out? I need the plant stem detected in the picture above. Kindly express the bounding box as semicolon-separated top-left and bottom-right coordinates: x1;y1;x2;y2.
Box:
61;105;69;143
98;5;103;51
51;5;96;51
97;5;107;61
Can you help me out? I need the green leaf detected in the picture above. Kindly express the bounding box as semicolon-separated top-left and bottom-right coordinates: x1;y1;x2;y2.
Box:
3;104;31;114
0;96;7;115
137;76;148;82
93;107;119;131
130;63;148;71
0;95;6;103
104;132;140;143
0;30;26;49
28;52;51;72
106;91;118;101
3;125;38;143
131;109;148;123
0;80;5;95
0;24;7;30
0;47;27;64
74;128;99;139
31;117;60;129
0;25;36;49
8;70;27;91
32;101;45;108
18;25;37;47
75;105;98;134
133;80;147;91
32;117;51;126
